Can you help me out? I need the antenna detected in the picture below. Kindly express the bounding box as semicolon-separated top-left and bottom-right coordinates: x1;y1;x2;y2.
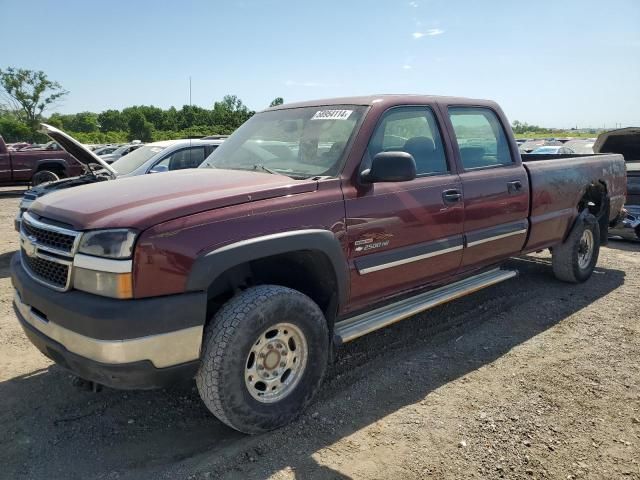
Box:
189;76;192;106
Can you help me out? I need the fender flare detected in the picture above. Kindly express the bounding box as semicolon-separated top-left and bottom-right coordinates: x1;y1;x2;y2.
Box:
34;158;69;171
186;229;349;309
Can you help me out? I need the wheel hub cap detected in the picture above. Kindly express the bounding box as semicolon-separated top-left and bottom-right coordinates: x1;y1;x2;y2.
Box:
578;229;594;269
245;323;308;403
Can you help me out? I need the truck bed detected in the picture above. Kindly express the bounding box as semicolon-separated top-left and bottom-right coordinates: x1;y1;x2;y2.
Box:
521;153;627;251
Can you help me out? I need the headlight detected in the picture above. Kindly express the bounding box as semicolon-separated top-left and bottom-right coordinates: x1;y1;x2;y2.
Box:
78;229;137;259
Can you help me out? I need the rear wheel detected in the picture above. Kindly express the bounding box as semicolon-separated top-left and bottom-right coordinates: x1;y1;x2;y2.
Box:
552;212;600;283
31;169;61;186
196;285;329;434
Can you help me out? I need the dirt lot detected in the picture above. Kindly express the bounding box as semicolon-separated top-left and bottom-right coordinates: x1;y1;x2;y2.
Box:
0;187;638;480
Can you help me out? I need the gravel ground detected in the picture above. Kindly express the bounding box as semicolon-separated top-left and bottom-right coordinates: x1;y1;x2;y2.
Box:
0;187;638;480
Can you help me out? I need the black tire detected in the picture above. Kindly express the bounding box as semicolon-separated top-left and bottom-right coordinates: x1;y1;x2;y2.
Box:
31;169;61;186
552;212;600;283
196;285;329;434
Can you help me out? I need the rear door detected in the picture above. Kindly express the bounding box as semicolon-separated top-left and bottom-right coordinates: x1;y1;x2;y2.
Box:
444;106;529;270
344;105;464;311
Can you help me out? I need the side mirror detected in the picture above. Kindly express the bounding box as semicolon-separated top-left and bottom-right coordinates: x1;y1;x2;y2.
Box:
360;151;416;183
149;164;169;174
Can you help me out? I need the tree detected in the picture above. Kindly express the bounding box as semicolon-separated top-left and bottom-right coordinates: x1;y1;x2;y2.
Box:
212;94;254;130
0;67;68;132
269;97;284;107
98;109;126;132
127;111;154;142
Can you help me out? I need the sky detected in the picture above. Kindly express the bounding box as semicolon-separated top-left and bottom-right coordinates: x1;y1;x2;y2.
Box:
1;0;638;128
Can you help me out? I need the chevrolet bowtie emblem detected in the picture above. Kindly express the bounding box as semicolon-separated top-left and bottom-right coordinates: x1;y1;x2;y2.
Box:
23;235;38;258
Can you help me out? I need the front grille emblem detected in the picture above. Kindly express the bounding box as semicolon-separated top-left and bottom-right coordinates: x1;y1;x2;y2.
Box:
22;235;38;258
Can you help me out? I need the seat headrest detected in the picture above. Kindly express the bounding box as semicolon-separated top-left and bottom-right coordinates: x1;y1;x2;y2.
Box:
403;136;435;157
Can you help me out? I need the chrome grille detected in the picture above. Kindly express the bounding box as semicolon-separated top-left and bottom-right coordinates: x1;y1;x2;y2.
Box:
21;249;70;289
20;212;80;291
22;218;76;253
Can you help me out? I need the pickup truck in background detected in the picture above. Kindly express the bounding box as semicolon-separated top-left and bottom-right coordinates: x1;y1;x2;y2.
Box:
594;127;640;240
11;95;626;434
0;135;85;186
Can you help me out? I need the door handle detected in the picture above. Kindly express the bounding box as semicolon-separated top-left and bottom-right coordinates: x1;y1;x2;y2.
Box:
507;180;523;194
442;189;462;203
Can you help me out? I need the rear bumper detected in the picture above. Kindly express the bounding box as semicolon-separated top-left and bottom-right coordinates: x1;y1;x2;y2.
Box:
11;253;206;389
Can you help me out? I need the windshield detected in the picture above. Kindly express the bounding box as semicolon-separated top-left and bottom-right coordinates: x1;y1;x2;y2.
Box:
111;145;167;175
199;105;367;178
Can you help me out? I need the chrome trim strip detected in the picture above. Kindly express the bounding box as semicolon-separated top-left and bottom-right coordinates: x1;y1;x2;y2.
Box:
358;245;463;274
466;229;527;247
335;268;517;343
73;254;132;273
14;292;203;368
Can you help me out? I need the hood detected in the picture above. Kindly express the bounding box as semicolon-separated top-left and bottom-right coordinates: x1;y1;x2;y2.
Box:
30;168;318;230
39;123;118;178
23;174;109;201
594;127;640;160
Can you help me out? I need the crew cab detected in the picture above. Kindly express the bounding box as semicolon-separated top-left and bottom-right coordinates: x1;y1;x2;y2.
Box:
0;135;85;186
11;95;626;434
15;124;224;229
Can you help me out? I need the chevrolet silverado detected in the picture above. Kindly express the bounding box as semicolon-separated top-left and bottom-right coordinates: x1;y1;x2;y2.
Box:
11;95;626;433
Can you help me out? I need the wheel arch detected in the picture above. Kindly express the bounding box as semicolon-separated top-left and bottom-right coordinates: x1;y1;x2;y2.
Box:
575;180;609;245
186;230;349;326
34;158;69;173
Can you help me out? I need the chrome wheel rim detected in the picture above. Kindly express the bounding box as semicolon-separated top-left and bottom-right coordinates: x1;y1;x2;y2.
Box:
244;323;308;403
578;229;594;269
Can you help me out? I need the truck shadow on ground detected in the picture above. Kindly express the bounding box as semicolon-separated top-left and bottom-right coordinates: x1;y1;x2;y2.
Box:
0;250;17;279
0;254;626;480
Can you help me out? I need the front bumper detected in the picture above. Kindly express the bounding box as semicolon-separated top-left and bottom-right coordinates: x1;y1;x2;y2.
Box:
11;254;206;389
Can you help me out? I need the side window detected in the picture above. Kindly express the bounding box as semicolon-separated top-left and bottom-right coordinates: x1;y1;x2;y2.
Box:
159;147;206;171
367;106;448;175
448;107;513;169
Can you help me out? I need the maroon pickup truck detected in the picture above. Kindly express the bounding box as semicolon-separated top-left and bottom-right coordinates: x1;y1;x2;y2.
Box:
0;136;85;185
11;95;626;434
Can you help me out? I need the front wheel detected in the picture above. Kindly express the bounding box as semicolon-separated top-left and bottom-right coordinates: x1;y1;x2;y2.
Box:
31;169;60;186
196;285;329;434
552;212;600;283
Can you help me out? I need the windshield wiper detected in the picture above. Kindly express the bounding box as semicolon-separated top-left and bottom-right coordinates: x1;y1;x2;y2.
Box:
253;164;287;177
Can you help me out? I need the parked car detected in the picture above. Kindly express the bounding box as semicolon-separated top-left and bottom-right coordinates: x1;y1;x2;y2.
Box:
14;124;224;229
93;145;120;156
530;145;575;154
564;139;595;154
0;135;86;186
98;141;144;163
595;127;640;240
11;95;625;434
519;139;562;153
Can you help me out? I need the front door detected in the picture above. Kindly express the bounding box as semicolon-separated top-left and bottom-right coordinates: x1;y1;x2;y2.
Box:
344;105;464;313
446;106;529;270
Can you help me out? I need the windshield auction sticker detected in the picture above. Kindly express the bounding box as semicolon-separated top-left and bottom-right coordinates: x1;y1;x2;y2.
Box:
311;109;353;120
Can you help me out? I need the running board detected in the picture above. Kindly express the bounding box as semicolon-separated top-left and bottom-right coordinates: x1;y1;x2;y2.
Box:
334;268;517;344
